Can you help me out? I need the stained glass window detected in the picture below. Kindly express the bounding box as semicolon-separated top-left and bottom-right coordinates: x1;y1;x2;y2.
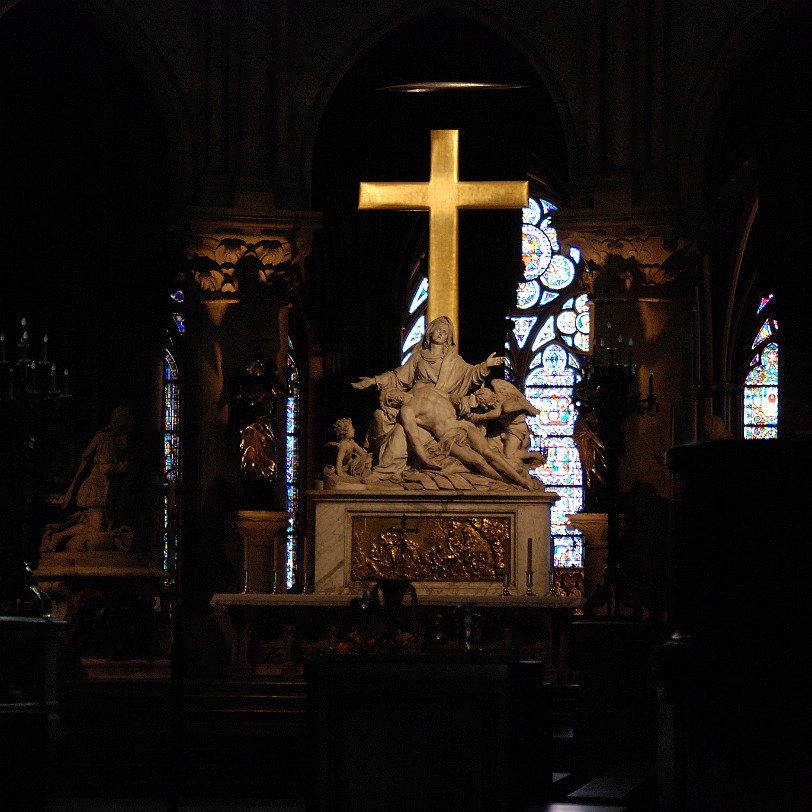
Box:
285;347;300;589
163;351;181;573
508;197;589;569
743;295;778;439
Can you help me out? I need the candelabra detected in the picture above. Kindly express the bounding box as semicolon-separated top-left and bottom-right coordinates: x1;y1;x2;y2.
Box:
574;325;658;619
1;318;72;404
1;317;72;616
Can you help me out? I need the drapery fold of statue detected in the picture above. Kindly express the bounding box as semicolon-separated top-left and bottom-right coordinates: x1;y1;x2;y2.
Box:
227;355;285;510
347;315;546;492
41;403;135;553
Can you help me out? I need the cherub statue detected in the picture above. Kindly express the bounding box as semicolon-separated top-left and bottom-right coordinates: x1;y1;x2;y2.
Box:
464;380;547;468
325;417;369;479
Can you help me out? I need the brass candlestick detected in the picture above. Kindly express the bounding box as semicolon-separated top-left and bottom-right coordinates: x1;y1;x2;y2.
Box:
525;570;535;597
502;571;512;596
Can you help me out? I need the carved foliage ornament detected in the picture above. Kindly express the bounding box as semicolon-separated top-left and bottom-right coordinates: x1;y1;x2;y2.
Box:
180;235;308;298
567;229;703;299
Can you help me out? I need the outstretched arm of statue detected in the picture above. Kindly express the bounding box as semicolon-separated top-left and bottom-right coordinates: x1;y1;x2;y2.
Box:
351;377;377;390
484;352;506;368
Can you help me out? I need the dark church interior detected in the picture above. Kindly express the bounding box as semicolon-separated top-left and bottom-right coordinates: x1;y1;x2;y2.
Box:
2;1;811;811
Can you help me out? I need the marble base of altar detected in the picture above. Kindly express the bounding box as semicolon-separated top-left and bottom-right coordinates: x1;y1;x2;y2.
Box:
310;489;559;597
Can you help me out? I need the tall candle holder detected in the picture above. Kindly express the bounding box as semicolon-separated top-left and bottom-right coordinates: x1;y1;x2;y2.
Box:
574;325;658;619
525;570;535;597
1;317;74;617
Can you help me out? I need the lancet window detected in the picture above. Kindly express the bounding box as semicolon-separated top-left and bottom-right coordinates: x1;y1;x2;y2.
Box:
285;346;301;589
163;349;181;573
743;293;778;439
506;197;588;568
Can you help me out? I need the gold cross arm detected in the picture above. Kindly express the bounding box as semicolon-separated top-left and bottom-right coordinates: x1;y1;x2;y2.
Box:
359;129;528;334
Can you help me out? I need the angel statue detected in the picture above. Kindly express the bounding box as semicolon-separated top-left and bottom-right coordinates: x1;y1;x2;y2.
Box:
463;379;547;470
227;355;285;510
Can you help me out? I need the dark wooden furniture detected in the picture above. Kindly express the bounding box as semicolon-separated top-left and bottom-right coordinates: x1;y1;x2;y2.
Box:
1;614;67;812
305;656;550;812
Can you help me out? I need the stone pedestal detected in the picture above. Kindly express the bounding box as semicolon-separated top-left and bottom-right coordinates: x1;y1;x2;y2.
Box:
33;552;170;668
567;512;608;601
311;489;559;596
226;510;289;593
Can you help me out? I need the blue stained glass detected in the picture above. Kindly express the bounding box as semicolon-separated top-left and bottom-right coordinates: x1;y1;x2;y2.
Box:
542;343;568;371
172;313;185;333
745;342;778;386
286;353;301;589
751;319;772;349
507;197;588;568
523;197;541;225
540;254;575;290
522;225;553;278
402;316;425;354
557;310;577;334
540;218;560;252
409;277;428;313
530;315;556;350
516;280;540;309
170;290;184;303
163;351;181;573
512;316;536;348
757;294;773;312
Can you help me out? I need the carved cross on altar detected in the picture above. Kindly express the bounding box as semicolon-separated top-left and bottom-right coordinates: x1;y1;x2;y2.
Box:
359;129;529;335
385;513;419;572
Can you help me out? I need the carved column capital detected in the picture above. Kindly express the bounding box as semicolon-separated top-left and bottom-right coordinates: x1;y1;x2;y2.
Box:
175;208;322;303
555;217;704;301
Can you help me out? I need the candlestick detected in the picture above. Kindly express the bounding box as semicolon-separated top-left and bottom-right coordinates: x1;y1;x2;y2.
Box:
242;536;251;593
525;570;535;597
606;321;612;349
20;330;28;361
502;571;511;596
648;366;654;396
63;367;70;397
526;536;532;572
274;536;283;593
617;335;623;364
628;336;633;367
42;334;48;363
50;363;57;392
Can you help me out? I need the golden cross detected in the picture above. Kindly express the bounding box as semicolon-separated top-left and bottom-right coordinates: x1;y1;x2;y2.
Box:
358;129;529;334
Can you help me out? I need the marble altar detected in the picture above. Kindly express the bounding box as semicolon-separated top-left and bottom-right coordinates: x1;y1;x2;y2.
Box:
311;488;559;596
